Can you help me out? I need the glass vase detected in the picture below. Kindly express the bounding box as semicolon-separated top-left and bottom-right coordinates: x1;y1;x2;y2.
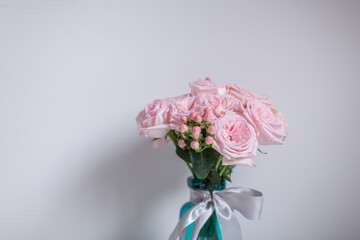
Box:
179;177;226;240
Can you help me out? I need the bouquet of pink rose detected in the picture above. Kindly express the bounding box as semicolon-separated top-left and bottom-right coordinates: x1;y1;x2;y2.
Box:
136;78;287;194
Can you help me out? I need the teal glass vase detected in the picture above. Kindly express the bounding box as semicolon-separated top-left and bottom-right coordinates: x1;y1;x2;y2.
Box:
179;177;226;240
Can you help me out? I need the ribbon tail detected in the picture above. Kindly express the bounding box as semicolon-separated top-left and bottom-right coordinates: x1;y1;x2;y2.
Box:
179;229;185;240
218;187;263;220
189;201;214;240
213;194;242;240
169;200;211;240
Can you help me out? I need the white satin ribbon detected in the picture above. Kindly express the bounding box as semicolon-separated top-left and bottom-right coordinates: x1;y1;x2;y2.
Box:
169;187;263;240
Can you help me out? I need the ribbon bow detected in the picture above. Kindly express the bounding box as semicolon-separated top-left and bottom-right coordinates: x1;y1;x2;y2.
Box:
169;187;263;240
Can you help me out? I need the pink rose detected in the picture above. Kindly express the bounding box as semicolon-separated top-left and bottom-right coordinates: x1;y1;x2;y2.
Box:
229;84;271;106
189;78;228;97
246;100;287;145
212;112;258;167
169;95;206;128
206;95;243;118
136;98;172;138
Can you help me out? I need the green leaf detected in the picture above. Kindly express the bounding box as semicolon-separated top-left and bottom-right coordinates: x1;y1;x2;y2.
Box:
184;130;192;136
184;138;192;146
190;150;209;179
207;170;221;196
257;148;268;154
208;183;215;196
176;148;191;163
190;148;218;179
190;120;201;127
222;165;234;182
209;170;221;186
222;171;232;182
202;147;220;161
167;130;179;146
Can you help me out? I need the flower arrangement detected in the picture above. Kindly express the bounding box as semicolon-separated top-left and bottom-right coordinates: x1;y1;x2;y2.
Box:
136;78;287;194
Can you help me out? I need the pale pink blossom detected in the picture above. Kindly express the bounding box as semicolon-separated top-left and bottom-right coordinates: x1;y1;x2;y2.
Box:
205;136;214;145
178;139;186;148
193;131;200;139
169;96;206;128
180;123;188;133
192;126;201;139
194;114;202;123
191;141;200;150
212;112;258;167
189;78;228;97
189;112;197;120
136;98;172;138
246;100;287;145
193;126;201;133
229;84;271;106
180;116;187;123
206;95;243;118
203;114;211;122
207;125;216;135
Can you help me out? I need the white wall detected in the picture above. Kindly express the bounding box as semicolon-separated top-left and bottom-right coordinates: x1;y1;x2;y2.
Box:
1;1;360;239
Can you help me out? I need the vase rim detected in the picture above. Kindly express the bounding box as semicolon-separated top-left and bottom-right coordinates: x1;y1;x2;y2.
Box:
187;176;226;191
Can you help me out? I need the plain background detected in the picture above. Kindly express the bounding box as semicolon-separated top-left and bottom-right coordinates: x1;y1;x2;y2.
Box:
1;1;360;239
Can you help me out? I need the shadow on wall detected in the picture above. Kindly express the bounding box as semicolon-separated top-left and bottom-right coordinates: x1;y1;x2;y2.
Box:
57;139;186;240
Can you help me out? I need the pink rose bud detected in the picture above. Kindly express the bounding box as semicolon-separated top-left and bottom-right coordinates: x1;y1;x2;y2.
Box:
191;141;200;150
180;123;188;133
195;114;202;123
204;108;211;114
193;131;200;139
205;136;214;145
205;77;211;81
203;113;211;122
207;125;216;134
193;126;201;133
178;139;186;148
189;112;197;120
180;116;187;123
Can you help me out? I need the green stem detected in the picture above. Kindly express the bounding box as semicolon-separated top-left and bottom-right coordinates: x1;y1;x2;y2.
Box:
185;161;196;176
257;148;268;154
168;130;195;176
219;166;227;177
167;130;178;146
214;155;223;170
